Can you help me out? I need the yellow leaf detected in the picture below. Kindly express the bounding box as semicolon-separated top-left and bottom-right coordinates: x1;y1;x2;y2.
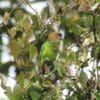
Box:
23;14;33;31
8;40;21;57
70;13;80;23
3;12;10;25
78;0;95;12
42;80;54;88
8;27;17;38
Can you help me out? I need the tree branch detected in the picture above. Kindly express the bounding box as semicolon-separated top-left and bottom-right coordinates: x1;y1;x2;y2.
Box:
47;0;56;16
47;0;60;32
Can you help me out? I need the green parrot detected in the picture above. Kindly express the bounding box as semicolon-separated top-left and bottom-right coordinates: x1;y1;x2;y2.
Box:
39;32;62;65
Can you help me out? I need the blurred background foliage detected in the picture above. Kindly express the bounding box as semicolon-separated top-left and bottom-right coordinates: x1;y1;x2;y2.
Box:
0;0;100;100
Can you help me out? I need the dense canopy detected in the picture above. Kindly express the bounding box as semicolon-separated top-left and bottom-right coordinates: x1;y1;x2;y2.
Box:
0;0;100;100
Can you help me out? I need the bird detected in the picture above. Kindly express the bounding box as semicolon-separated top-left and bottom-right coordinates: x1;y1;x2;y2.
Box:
39;32;62;66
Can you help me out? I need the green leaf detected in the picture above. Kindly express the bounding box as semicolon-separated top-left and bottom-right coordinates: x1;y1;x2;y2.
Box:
29;45;38;60
16;72;25;87
6;85;24;100
97;66;100;70
64;38;72;47
66;51;77;63
95;46;100;59
55;62;66;77
23;79;32;90
31;15;40;31
30;91;40;100
42;80;53;88
15;10;24;21
8;40;21;57
32;81;43;90
95;15;100;25
95;15;100;35
69;24;82;36
95;92;100;100
79;71;88;87
82;14;93;27
22;14;33;31
16;20;23;31
96;0;100;3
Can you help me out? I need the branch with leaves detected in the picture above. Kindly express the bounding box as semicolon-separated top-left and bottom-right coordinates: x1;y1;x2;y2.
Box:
0;0;100;100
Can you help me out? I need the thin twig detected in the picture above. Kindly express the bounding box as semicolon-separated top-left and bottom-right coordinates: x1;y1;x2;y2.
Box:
25;0;44;26
0;5;20;28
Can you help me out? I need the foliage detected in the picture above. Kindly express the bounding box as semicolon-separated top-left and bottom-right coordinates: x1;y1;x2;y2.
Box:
0;0;100;100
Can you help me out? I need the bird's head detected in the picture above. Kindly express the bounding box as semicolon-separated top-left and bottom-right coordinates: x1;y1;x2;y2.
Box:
48;32;62;43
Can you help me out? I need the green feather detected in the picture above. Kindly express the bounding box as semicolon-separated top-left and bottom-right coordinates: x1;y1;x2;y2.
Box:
40;41;57;63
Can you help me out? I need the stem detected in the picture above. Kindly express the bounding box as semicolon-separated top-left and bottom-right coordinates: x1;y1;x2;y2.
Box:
91;11;98;100
93;11;98;89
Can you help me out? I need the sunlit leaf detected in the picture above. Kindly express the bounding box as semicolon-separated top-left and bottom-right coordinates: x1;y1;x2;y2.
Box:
27;34;36;43
9;39;21;57
8;27;17;38
23;14;33;31
78;0;95;12
42;80;53;88
23;79;31;90
3;12;10;25
29;45;38;60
